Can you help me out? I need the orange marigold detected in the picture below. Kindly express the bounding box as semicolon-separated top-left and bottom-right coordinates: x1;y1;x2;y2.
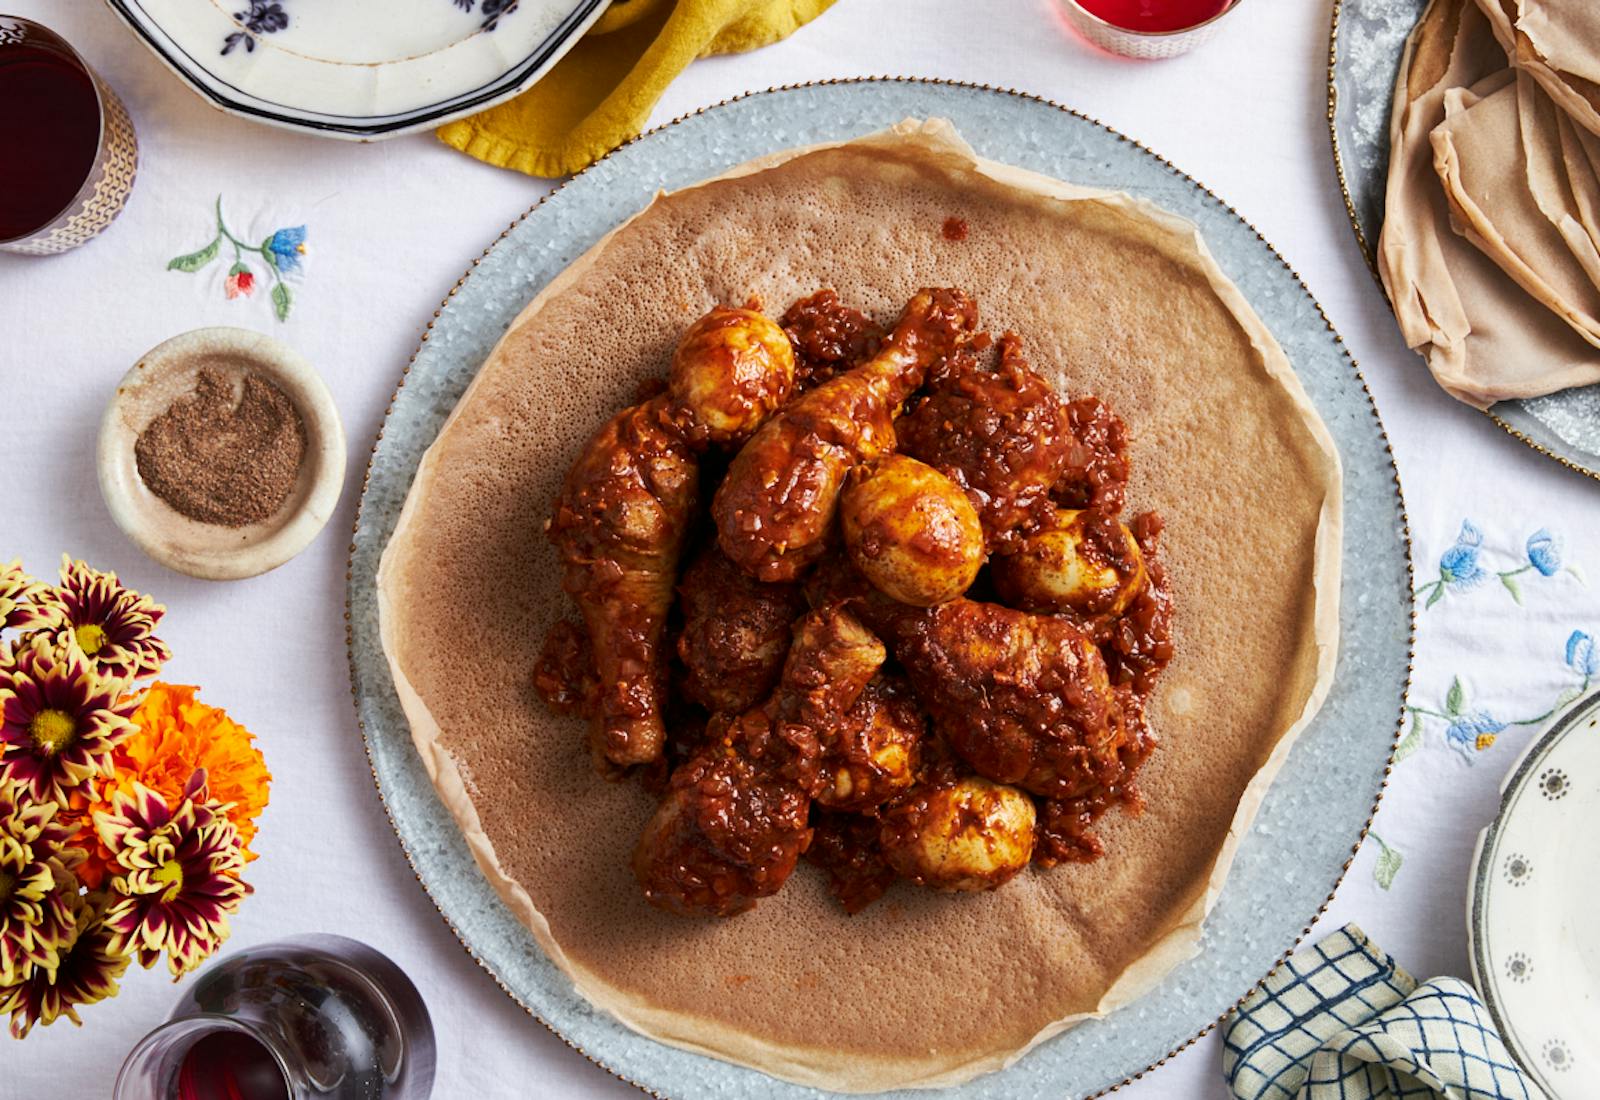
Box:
67;684;269;889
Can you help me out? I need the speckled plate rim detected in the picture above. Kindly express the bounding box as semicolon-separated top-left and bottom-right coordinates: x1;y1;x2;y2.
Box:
1325;0;1600;486
1468;689;1600;1096
344;76;1417;1099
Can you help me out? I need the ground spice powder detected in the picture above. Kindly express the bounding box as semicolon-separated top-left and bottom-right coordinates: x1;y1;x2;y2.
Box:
134;368;307;528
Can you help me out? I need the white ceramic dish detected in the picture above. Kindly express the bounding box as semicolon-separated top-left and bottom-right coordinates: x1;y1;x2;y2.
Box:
1054;0;1242;60
103;0;610;139
1469;690;1600;1097
98;327;346;581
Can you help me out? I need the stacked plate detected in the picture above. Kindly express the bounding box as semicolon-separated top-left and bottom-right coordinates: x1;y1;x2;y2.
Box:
1469;691;1600;1099
104;0;609;138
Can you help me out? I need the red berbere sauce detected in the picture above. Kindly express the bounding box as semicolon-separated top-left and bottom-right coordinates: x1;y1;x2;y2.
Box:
0;44;101;241
1075;0;1231;33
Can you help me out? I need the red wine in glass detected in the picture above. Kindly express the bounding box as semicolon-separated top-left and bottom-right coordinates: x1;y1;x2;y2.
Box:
175;1031;289;1100
1076;0;1232;32
0;41;102;241
116;935;435;1100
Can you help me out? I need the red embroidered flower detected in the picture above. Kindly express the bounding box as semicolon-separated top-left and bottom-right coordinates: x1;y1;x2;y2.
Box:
224;270;255;300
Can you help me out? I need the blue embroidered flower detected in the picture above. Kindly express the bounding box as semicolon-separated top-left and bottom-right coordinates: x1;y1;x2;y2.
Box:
1527;529;1562;577
266;226;307;273
1566;630;1600;677
1444;709;1505;757
1439;521;1486;590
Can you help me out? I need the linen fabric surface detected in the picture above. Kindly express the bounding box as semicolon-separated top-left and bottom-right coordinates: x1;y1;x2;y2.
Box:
1224;925;1534;1100
436;0;836;177
7;2;1600;1097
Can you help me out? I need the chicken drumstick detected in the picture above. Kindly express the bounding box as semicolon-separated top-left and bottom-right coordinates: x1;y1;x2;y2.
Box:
547;306;794;770
633;605;886;917
713;288;979;582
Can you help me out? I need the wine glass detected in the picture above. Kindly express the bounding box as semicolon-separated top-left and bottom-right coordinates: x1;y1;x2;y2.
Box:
114;935;436;1100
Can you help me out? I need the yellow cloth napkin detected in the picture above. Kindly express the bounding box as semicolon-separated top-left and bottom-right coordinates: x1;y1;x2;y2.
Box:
438;0;835;178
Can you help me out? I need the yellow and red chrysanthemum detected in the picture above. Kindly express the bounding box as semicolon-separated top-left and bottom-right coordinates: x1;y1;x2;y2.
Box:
67;683;270;890
0;637;136;803
95;771;250;978
0;782;80;985
0;890;128;1039
27;558;171;682
0;562;51;633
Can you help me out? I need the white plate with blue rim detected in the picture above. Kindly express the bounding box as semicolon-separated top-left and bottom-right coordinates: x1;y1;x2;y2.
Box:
103;0;610;139
1469;682;1600;1098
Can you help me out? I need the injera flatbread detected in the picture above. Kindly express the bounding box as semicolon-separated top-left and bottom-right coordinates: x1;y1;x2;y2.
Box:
1560;110;1600;253
1430;74;1600;343
376;119;1342;1092
1379;0;1600;406
1518;74;1600;291
1477;0;1600;138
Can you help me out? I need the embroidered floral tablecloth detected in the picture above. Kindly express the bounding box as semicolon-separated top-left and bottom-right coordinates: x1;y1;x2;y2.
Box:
5;1;1599;1096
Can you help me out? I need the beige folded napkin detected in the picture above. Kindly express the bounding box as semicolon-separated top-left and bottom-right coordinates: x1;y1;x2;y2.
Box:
1475;0;1600;138
1379;0;1600;407
1431;72;1600;345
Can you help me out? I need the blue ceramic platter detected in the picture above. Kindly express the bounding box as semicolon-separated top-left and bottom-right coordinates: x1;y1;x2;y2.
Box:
347;79;1412;1098
1329;0;1600;482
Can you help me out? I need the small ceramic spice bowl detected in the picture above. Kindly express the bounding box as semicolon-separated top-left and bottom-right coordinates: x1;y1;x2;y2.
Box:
98;328;346;580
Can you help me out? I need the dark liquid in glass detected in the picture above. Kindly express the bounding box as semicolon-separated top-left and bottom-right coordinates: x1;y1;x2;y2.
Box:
176;1031;290;1100
0;43;101;240
1076;0;1231;32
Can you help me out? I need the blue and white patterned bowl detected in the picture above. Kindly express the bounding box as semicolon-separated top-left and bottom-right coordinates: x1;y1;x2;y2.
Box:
103;0;609;139
346;79;1414;1097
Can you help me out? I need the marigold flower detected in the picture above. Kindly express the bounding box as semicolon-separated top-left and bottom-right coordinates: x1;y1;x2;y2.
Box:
29;558;171;682
0;783;81;985
96;771;250;977
69;683;270;889
0;890;128;1038
0;638;136;803
0;561;53;633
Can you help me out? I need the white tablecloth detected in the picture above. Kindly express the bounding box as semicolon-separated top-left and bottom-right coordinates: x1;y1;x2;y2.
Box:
4;1;1596;1096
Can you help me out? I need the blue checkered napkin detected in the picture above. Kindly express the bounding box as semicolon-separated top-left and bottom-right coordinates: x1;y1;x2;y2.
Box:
1223;925;1535;1100
1299;977;1535;1100
1224;925;1415;1100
